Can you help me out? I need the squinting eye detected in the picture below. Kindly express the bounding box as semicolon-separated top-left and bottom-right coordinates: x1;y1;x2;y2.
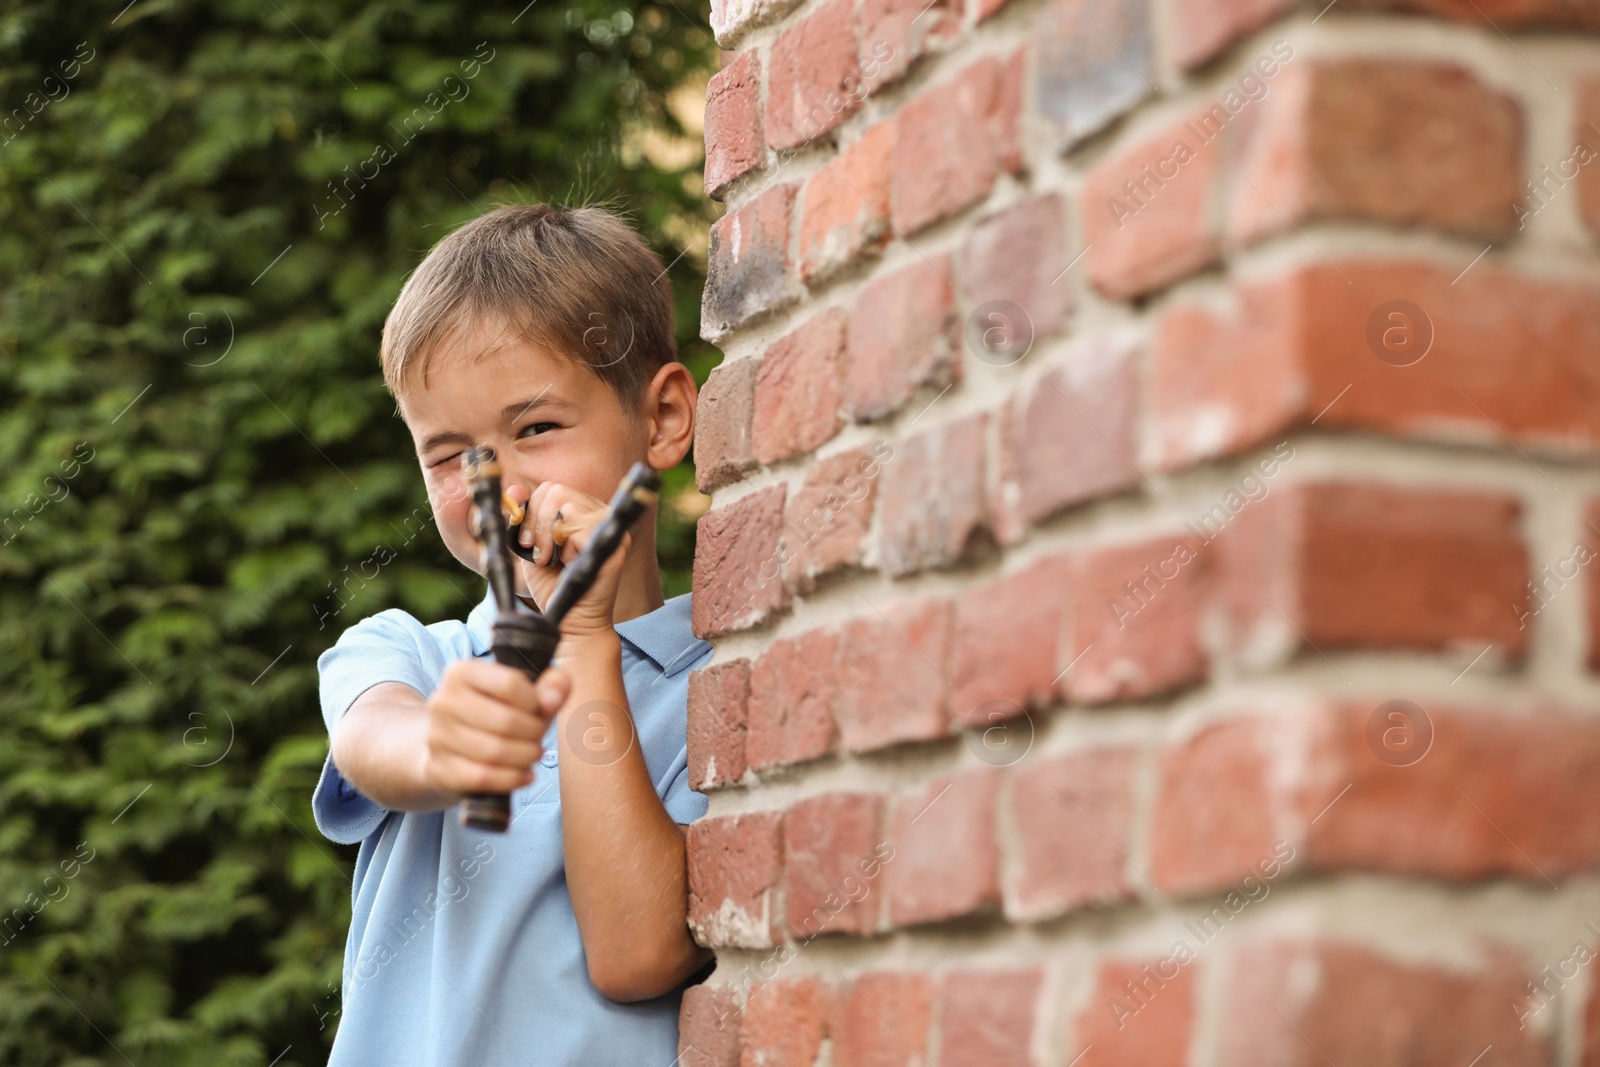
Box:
428;451;463;470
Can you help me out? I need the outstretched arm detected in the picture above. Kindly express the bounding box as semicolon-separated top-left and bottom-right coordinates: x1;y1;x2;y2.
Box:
330;662;568;813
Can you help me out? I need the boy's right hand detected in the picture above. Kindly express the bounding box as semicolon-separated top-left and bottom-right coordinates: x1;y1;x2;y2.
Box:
419;659;571;799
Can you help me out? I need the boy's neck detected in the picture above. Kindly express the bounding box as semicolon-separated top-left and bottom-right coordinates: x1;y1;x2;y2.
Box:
613;535;665;624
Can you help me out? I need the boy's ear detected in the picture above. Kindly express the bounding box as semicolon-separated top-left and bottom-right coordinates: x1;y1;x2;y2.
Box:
642;361;696;472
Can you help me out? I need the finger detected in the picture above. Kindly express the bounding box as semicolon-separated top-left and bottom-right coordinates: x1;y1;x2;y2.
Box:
502;483;533;527
526;484;605;568
555;506;608;566
562;522;627;570
513;553;555;609
444;661;545;724
449;686;555;743
446;658;542;711
430;752;535;796
551;515;582;547
433;716;545;769
530;487;572;567
536;667;572;715
520;482;553;552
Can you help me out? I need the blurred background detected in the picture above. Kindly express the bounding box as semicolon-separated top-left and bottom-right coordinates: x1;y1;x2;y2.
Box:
0;2;717;1062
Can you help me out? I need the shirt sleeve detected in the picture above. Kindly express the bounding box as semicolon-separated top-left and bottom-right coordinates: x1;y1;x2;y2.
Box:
311;610;434;845
659;750;709;825
658;641;713;826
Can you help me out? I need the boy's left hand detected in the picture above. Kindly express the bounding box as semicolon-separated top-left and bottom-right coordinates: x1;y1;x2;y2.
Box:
502;481;628;644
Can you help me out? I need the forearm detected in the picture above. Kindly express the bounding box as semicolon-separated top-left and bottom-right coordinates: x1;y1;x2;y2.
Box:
330;683;458;813
556;633;708;1000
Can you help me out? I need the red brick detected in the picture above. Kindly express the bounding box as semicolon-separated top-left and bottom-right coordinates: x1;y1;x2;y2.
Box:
747;629;839;771
994;331;1141;544
836;598;951;752
1578;79;1600;242
693;485;790;638
766;0;860;151
1230;61;1523;245
877;412;990;577
846;255;959;423
1168;0;1292;70
886;768;1000;926
1217;482;1529;660
687;659;751;791
799;122;895;283
753;309;846;464
891;57;1019;235
1147;278;1299;468
860;0;960;93
705;51;764;200
950;555;1071;727
1149;261;1600;469
695;357;760;492
1037;0;1153;148
938;970;1044;1066
1076;957;1197;1067
704;184;801;340
831;972;934;1067
1006;747;1138;920
1149;713;1285;895
1066;533;1211;703
687;811;785;949
681;984;742;1067
781;444;889;594
1082;104;1229;300
1219;940;1548;1066
1303;703;1600;884
1217;59;1311;244
740;975;834;1067
959;194;1073;343
783;792;886;939
1152;701;1600;893
1342;0;1600;29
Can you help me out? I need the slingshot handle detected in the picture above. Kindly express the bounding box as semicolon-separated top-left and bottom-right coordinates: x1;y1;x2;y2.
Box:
459;610;562;833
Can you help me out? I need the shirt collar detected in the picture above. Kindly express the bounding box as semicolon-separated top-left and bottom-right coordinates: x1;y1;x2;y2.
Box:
615;593;712;676
465;588;709;677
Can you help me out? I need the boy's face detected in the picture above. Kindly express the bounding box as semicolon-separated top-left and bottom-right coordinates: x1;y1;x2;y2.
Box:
397;325;651;596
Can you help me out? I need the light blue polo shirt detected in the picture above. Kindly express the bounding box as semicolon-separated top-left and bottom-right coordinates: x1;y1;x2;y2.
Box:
310;589;712;1067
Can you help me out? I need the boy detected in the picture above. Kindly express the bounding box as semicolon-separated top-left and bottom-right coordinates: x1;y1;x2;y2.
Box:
311;203;711;1066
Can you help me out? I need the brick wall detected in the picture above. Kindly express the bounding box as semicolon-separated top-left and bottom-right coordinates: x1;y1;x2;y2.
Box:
684;0;1600;1061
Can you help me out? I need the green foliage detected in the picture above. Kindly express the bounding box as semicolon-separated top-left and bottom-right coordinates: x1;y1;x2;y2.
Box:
0;1;716;1062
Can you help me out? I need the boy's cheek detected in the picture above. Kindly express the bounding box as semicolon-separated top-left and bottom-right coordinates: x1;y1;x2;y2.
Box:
426;477;470;529
440;525;481;573
424;491;478;569
428;468;472;508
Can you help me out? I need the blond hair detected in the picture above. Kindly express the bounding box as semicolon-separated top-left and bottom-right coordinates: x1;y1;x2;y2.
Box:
380;203;676;407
